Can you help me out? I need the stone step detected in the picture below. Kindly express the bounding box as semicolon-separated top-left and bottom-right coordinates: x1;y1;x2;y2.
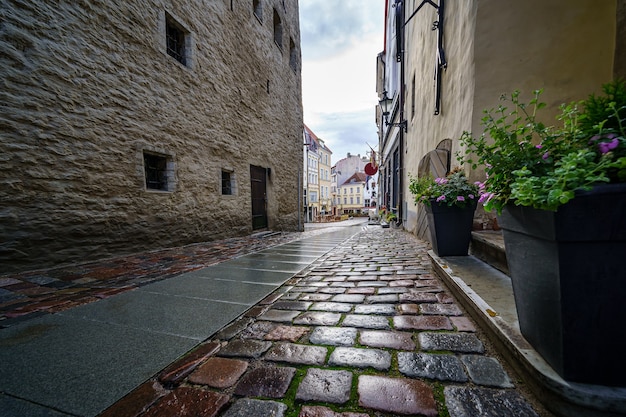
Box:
470;230;509;275
429;251;626;417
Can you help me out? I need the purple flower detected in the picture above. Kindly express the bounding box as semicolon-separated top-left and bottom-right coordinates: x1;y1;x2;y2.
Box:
468;194;475;199
535;144;543;149
590;134;601;142
599;138;619;154
542;152;550;160
478;192;493;203
457;196;465;202
436;195;446;202
435;177;448;185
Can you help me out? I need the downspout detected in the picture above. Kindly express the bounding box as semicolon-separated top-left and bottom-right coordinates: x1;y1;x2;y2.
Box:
397;0;406;227
297;165;302;231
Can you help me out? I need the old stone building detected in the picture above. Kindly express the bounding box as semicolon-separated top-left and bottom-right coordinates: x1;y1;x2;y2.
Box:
377;0;624;237
0;0;303;272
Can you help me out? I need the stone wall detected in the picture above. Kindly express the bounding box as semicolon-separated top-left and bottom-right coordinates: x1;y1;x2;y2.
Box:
0;0;303;272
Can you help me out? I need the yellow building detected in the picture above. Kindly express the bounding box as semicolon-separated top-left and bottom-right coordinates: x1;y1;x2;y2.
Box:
337;172;367;214
303;124;333;221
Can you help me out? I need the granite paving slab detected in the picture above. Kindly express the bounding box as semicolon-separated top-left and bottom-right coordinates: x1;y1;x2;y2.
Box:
60;289;249;340
138;276;280;305
179;265;293;285
0;314;197;416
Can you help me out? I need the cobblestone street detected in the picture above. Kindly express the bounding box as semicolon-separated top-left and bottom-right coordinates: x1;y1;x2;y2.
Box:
96;224;545;417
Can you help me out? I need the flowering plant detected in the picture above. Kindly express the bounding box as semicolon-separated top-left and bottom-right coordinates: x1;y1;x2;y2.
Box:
459;80;626;213
409;169;479;208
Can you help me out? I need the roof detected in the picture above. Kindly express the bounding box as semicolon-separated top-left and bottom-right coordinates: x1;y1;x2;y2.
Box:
341;172;368;185
304;124;332;154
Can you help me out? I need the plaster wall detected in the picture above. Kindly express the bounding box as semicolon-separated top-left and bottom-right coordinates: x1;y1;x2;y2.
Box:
471;0;616;141
403;0;617;234
0;0;303;272
403;0;477;233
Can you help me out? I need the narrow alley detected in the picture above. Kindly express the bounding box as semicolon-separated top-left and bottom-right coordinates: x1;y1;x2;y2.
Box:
1;220;546;417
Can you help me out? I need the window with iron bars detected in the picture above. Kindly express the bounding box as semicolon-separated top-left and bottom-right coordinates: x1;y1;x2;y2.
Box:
144;152;168;190
222;170;233;195
166;14;187;66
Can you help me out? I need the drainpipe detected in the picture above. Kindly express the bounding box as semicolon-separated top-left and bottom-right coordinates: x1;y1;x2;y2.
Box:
397;0;406;227
297;166;302;231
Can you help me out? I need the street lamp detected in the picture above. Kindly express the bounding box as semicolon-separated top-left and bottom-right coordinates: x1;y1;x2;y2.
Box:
379;90;407;132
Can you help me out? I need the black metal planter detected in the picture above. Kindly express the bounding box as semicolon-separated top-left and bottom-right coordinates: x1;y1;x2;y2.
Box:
425;201;476;256
499;183;626;386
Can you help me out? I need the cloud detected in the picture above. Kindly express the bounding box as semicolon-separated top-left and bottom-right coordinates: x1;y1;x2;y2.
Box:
299;0;384;163
300;0;382;61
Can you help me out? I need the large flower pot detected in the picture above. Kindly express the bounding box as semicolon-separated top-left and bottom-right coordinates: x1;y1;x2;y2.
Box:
425;201;476;256
499;183;626;386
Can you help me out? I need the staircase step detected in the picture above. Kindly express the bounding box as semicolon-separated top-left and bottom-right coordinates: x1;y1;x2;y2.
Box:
470;231;508;275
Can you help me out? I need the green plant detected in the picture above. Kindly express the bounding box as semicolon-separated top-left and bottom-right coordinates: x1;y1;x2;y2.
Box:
459;80;626;212
409;169;479;208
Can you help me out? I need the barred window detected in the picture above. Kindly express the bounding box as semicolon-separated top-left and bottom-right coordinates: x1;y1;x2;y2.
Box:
144;153;168;190
222;170;233;195
166;14;187;66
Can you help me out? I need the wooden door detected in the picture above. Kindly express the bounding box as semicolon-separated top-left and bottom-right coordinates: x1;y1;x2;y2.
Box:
250;165;268;230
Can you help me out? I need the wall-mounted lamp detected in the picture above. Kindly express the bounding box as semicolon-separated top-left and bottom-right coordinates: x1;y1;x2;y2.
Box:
379;90;407;132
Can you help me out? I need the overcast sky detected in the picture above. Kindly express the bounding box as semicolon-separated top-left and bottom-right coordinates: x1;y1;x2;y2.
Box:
299;0;384;164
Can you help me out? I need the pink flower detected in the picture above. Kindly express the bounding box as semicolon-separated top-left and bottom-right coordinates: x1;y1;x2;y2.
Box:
435;177;448;185
542;152;550;160
436;195;446;202
468;194;475;199
535;144;543;149
457;196;465;202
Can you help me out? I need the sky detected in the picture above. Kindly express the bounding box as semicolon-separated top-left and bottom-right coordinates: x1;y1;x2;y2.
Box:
298;0;385;164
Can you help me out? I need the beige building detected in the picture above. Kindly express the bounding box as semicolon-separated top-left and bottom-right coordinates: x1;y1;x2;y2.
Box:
377;0;624;238
1;0;303;272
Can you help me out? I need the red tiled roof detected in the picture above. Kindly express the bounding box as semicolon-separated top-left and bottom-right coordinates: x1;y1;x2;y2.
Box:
342;172;367;185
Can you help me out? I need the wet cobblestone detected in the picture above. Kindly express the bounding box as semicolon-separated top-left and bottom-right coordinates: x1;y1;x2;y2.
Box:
16;224;543;416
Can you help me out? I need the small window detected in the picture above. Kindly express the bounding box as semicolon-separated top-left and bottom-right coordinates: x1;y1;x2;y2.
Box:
166;13;188;66
253;0;262;21
222;170;233;195
289;38;297;72
273;9;283;49
144;152;168;190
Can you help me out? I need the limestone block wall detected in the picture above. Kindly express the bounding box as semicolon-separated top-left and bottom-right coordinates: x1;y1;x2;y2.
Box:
0;0;303;272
